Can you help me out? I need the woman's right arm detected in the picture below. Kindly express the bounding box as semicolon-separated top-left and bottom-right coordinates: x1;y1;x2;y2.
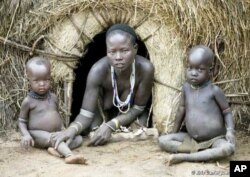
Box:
52;62;104;149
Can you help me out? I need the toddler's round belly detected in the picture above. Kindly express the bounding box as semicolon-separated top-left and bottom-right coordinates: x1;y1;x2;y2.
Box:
29;112;62;132
187;125;225;141
185;115;225;141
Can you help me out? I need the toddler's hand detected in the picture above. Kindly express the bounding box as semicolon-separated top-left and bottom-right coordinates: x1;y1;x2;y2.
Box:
226;130;235;146
21;135;34;149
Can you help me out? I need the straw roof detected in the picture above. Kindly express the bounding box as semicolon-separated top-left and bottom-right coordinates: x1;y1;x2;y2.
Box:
0;0;249;133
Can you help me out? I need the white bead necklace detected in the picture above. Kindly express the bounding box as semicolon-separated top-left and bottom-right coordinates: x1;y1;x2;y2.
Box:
111;61;135;113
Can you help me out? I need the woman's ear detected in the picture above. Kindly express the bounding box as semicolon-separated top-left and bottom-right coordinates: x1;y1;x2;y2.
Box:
134;43;138;49
133;43;138;53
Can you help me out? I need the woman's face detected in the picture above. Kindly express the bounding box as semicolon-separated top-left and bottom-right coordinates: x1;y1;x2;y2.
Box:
106;32;137;72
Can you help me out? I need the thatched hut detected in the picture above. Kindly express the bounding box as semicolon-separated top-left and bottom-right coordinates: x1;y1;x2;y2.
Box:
0;0;249;133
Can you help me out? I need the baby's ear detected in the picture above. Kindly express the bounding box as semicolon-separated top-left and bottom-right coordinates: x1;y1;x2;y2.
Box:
208;66;214;77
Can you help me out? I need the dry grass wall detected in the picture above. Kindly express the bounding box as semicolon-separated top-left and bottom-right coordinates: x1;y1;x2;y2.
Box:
0;0;249;133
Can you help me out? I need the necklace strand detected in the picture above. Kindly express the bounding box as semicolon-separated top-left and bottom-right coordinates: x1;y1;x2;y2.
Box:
111;61;135;113
28;91;50;100
190;80;210;90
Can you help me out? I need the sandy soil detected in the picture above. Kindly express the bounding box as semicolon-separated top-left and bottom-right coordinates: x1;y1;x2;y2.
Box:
0;130;249;177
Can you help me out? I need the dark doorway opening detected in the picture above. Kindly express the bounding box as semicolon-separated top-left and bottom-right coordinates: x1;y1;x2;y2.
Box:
70;31;152;127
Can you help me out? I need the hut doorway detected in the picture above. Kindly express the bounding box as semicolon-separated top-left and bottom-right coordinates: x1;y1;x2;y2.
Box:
70;31;152;127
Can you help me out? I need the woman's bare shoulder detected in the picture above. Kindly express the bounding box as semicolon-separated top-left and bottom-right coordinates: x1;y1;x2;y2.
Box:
136;55;154;73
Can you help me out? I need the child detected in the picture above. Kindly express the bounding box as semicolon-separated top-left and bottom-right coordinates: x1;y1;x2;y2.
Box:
158;45;235;165
18;56;86;164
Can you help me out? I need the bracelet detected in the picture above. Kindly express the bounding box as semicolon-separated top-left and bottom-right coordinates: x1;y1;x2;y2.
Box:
19;118;28;123
75;121;83;130
133;105;146;112
104;123;116;132
111;119;119;129
223;108;231;114
80;109;94;119
227;128;235;133
69;124;79;134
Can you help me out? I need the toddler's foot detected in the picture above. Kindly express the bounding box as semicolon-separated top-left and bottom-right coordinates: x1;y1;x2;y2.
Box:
168;154;184;166
47;147;63;158
65;154;87;165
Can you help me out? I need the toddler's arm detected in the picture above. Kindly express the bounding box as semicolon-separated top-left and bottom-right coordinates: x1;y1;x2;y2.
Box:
18;97;34;148
213;86;235;145
53;93;65;130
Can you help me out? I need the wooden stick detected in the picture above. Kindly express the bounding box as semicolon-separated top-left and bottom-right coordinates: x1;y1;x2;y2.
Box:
4;0;20;44
229;101;250;105
67;15;93;43
0;36;79;61
44;37;82;58
90;8;106;29
142;25;161;42
214;77;250;85
154;79;182;92
225;93;249;97
30;35;45;56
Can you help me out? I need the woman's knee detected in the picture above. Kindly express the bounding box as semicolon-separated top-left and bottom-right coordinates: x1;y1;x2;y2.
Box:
69;135;83;149
74;135;83;144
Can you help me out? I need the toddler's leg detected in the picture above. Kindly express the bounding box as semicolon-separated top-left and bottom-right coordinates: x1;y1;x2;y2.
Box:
168;138;234;165
30;130;86;164
30;130;64;158
29;130;52;148
158;132;188;153
64;154;87;164
47;147;63;158
57;142;87;165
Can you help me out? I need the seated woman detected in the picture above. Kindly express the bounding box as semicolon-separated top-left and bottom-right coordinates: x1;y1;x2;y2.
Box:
51;24;155;148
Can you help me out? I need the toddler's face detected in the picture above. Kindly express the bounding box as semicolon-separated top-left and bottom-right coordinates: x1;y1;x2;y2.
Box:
186;51;210;86
28;65;50;95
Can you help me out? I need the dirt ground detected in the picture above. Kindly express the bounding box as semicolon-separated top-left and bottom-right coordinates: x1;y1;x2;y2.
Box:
0;130;249;177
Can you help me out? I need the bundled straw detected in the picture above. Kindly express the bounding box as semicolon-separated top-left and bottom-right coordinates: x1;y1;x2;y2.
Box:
0;0;249;133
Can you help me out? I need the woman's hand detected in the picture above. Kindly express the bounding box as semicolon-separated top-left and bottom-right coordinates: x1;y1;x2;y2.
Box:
51;129;74;149
88;124;113;146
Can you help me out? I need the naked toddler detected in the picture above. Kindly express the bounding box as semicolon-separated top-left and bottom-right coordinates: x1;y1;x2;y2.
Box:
18;56;86;164
158;45;235;165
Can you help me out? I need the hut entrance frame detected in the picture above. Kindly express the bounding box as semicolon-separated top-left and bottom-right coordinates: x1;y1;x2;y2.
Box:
47;10;184;133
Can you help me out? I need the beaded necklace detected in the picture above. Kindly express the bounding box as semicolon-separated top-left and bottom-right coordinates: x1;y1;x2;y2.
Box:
190;80;211;90
111;61;135;113
28;91;50;100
